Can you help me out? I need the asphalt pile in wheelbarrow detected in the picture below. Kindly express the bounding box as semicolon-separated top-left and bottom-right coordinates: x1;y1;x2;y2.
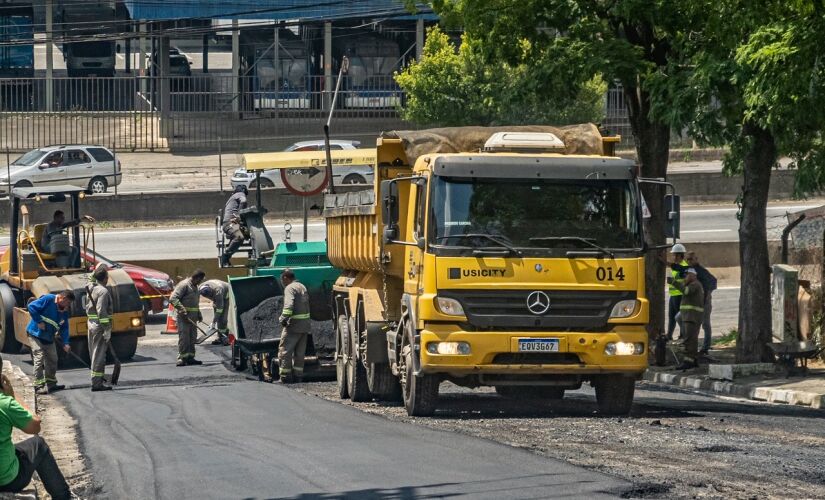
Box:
240;296;284;343
311;320;335;353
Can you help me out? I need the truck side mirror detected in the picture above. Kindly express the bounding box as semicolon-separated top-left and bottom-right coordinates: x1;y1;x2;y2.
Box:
664;194;680;239
381;180;399;225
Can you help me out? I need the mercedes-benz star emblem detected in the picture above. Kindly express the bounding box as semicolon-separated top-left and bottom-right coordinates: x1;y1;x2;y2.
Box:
526;291;550;315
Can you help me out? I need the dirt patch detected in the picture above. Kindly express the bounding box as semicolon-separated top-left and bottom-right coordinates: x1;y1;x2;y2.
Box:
291;380;825;500
2;361;94;499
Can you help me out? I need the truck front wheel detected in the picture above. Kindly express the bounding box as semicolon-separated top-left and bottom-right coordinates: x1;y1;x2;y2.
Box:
400;320;439;416
594;375;636;416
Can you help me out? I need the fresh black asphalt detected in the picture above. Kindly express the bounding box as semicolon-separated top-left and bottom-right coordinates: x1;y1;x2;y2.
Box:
7;343;628;499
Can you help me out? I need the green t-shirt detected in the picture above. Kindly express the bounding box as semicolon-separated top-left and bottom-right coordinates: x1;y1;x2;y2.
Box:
0;394;33;486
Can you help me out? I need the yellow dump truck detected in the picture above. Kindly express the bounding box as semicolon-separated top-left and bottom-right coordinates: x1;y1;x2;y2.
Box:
325;125;679;416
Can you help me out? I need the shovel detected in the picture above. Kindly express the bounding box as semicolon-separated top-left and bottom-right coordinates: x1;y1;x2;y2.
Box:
56;339;90;369
184;316;221;345
106;341;121;385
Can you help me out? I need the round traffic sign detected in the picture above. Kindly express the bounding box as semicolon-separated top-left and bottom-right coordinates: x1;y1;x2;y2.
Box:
280;166;328;196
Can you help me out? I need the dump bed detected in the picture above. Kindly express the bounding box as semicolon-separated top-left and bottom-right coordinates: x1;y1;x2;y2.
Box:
323;124;610;276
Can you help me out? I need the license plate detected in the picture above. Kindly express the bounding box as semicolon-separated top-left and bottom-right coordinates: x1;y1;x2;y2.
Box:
518;338;559;352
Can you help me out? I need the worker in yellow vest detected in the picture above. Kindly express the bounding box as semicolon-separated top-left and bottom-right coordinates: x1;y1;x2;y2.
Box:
666;243;689;340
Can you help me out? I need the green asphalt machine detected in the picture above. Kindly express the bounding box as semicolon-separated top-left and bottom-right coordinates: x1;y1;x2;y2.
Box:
215;157;346;381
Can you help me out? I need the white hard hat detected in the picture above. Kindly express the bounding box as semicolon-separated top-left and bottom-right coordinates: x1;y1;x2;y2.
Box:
685;267;697;275
670;243;686;254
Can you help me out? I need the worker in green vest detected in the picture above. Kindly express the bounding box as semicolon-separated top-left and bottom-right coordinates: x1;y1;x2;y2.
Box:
669;267;705;370
666;243;689;340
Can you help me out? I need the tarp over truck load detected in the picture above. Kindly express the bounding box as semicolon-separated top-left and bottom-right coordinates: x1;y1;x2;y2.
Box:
382;123;606;165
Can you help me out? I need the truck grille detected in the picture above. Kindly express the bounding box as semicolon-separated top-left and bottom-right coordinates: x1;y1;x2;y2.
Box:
441;290;636;330
492;353;581;365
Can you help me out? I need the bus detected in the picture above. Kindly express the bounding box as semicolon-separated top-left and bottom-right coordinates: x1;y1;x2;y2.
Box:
252;40;312;110
340;36;402;109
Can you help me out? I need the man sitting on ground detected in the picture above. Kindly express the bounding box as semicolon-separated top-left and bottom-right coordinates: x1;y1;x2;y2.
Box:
0;357;72;499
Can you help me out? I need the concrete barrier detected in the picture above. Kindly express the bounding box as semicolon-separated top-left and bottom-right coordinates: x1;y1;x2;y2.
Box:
668;169;796;203
0;169;799;225
0;185;365;225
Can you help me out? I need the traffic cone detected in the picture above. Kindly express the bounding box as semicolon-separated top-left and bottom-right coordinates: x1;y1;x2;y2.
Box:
161;303;178;335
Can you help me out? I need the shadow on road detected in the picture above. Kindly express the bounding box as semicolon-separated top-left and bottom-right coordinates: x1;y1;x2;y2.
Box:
264;473;614;500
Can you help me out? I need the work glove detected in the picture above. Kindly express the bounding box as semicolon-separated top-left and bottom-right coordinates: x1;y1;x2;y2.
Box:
279;316;290;328
103;328;112;342
666;276;674;285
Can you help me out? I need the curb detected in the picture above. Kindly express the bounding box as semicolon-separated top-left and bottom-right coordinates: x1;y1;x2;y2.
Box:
643;370;825;409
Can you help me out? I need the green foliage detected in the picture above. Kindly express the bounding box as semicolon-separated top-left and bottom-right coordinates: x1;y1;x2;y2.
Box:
394;27;606;127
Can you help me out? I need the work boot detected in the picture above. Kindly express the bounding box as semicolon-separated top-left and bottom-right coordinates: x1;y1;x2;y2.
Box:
91;384;112;392
47;384;65;393
676;360;698;371
176;359;187;367
280;372;295;384
211;338;225;346
186;358;203;366
220;255;231;267
34;386;49;395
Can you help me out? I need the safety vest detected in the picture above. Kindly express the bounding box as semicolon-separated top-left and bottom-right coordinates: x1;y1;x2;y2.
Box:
668;260;688;296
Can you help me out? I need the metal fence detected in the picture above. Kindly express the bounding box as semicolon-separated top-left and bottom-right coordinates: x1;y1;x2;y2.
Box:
0;74;409;152
0;75;692;153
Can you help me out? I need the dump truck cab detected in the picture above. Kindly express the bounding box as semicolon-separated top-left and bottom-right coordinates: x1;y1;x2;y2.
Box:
0;185;145;359
325;125;679;416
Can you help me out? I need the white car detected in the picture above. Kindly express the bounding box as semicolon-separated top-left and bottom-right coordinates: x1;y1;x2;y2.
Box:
231;140;373;189
0;145;122;194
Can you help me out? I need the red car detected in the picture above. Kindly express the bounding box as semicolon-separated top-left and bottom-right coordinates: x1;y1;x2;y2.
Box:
83;250;174;315
0;244;174;316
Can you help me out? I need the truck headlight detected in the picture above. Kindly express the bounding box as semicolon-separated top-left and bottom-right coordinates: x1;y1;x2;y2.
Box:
610;300;638;318
435;297;464;316
605;342;644;356
427;341;471;355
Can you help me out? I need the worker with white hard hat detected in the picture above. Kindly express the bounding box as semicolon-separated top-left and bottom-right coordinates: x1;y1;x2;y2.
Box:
667;243;689;340
667;267;705;369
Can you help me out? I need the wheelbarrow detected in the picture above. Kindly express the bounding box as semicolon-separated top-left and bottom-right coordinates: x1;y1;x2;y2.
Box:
767;341;824;377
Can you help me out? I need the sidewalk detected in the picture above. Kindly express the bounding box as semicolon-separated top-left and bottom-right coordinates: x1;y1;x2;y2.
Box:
644;348;825;409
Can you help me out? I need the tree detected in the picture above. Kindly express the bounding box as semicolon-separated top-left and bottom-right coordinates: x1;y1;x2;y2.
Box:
395;27;606;127
422;0;693;339
649;0;825;362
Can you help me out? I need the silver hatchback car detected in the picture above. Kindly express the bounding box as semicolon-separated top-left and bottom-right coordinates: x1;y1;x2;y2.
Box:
1;145;122;194
231;139;373;189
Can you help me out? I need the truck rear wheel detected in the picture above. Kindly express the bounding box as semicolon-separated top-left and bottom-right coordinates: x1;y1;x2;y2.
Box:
400;320;439;416
495;386;565;400
335;315;349;399
594;375;636;416
367;362;401;402
346;317;371;402
0;284;21;354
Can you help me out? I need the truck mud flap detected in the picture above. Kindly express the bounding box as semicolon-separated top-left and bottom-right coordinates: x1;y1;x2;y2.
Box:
365;321;389;364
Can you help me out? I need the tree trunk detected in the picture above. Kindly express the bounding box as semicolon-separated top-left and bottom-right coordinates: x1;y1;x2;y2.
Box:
736;122;777;363
622;82;671;340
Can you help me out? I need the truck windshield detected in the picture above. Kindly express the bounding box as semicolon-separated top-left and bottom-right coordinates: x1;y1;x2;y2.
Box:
430;176;642;253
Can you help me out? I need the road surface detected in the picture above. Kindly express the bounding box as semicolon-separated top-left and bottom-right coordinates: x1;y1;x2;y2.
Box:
1;201;816;261
6;310;822;499
5;316;628;499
